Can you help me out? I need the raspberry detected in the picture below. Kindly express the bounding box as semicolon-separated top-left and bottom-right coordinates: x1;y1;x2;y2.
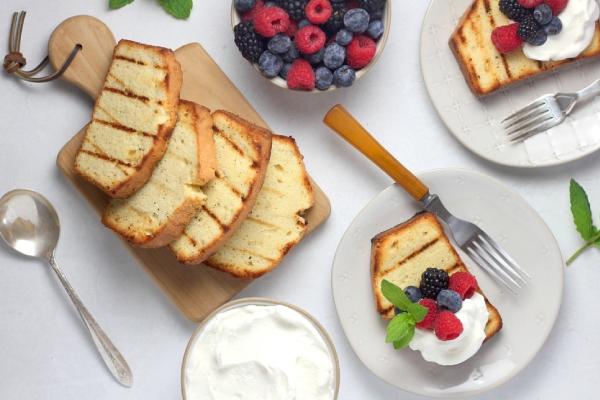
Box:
491;23;523;53
286;59;315;90
416;299;438;330
517;0;543;7
434;311;464;341
242;0;266;22
448;271;479;299
294;25;326;54
346;35;376;69
254;7;291;38
286;20;299;37
305;0;333;24
545;0;568;15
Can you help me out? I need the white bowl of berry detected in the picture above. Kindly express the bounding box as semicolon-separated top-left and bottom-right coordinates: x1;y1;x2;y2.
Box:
231;0;391;92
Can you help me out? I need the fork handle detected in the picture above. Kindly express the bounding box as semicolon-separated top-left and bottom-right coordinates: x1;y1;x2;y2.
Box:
323;105;429;201
577;79;600;103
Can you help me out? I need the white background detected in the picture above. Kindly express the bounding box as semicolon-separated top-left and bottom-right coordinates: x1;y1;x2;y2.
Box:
1;0;598;398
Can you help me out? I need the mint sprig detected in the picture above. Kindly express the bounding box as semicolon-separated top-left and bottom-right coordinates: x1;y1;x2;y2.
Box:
567;179;600;265
109;0;193;19
381;280;427;349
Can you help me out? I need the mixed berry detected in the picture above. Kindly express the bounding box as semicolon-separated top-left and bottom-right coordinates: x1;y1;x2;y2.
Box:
233;0;387;91
492;0;568;53
398;268;479;341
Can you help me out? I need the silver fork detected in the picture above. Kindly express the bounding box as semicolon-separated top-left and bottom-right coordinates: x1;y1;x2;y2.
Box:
324;105;530;294
503;79;600;143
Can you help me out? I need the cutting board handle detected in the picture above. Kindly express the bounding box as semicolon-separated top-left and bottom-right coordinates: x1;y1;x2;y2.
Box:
48;16;116;99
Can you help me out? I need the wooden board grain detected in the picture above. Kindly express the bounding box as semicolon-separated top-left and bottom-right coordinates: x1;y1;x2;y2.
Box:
52;17;330;322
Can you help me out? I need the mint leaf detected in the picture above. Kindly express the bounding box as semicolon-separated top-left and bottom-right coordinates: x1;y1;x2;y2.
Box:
385;313;415;343
109;0;134;9
159;0;193;19
407;302;428;323
381;280;412;311
570;179;596;240
393;328;415;349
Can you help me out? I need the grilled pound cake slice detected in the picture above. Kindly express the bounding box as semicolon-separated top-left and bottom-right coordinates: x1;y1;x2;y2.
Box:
170;111;272;264
206;135;315;279
371;213;502;340
102;101;215;248
450;0;600;96
75;39;183;197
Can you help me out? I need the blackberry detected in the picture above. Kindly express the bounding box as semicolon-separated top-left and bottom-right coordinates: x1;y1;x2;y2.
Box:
499;0;532;22
420;267;449;299
517;15;540;43
234;21;266;63
276;0;308;21
323;3;346;34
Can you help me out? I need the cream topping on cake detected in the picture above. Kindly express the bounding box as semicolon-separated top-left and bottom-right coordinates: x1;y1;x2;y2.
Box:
523;0;600;61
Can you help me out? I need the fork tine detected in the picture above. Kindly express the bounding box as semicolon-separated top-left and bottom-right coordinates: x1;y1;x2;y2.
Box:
478;233;531;281
503;106;548;129
506;113;554;137
502;99;546;123
509;119;558;143
471;241;522;294
467;246;520;295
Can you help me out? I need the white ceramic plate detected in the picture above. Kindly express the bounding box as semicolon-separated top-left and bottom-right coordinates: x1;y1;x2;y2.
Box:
331;169;564;398
420;0;600;168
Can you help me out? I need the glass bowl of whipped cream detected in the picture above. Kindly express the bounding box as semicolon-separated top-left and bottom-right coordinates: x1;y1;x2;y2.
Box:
181;298;340;400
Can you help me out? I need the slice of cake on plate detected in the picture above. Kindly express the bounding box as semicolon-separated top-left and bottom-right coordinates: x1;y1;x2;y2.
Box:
371;212;502;365
451;0;600;96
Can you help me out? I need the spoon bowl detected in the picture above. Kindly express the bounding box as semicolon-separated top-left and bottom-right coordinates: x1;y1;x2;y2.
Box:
0;189;60;259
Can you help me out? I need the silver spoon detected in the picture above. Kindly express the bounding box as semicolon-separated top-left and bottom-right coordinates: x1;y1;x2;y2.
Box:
0;189;133;387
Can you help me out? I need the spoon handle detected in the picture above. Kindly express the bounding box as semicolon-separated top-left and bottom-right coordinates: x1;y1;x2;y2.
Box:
48;255;133;387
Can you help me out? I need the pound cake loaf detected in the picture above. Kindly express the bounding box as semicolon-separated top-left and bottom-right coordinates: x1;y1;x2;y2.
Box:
371;212;502;340
102;101;215;248
170;111;272;264
75;39;183;197
450;0;600;96
206;135;315;279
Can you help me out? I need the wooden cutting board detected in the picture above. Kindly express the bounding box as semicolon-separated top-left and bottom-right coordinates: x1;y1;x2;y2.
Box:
50;16;331;322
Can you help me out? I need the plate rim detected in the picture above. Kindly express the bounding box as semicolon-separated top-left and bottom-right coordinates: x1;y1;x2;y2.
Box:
330;167;565;398
419;0;600;169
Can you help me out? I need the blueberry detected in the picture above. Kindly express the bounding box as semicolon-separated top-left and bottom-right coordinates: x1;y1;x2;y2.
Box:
336;29;353;46
264;1;277;6
268;34;292;54
307;48;325;64
370;9;384;19
529;29;548;46
333;65;356;87
258;51;283;78
404;286;422;303
282;43;299;63
315;66;333;90
279;63;292;80
367;20;384;40
344;8;370;33
533;4;553;25
544;16;562;35
298;19;311;28
324;43;346;69
437;289;462;313
234;0;256;13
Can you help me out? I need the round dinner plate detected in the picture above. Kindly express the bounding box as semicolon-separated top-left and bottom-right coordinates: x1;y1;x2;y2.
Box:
331;169;564;398
420;0;600;168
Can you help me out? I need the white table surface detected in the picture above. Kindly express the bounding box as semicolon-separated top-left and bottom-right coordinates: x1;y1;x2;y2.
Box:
1;0;598;398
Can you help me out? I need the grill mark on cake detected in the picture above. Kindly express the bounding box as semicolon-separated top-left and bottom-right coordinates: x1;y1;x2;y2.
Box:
114;55;147;66
202;206;227;229
214;172;244;197
106;72;128;91
246;216;280;230
395;237;441;267
482;0;491;13
126;204;154;222
500;54;512;79
93;119;156;138
184;233;198;247
104;87;151;103
220;245;276;262
259;186;285;197
214;129;256;162
79;149;135;168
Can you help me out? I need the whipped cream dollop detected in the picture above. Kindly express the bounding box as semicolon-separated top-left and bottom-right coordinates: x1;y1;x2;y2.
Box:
409;293;489;366
184;304;336;400
523;0;600;61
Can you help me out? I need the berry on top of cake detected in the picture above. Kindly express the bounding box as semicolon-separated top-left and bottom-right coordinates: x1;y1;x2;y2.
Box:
233;0;387;91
